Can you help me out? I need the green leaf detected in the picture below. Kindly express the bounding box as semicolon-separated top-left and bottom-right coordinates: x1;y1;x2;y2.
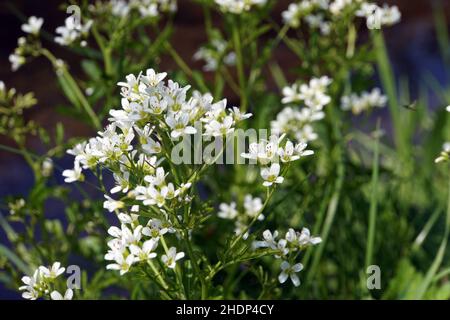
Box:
0;244;30;274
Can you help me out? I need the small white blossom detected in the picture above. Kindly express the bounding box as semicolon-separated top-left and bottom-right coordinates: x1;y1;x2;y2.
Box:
278;261;303;287
261;163;284;187
103;195;125;212
62;161;83;183
39;262;65;279
106;252;138;275
50;289;73;300
129;239;158;261
161;247;185;269
21;16;44;35
215;0;267;14
218;202;238;219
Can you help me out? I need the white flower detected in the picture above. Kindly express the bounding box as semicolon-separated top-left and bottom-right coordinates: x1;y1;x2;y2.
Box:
129;239;158;261
106;252;138;275
9;53;25;72
161;247;185;269
111;171;131;194
253;230;279;249
282;84;301;104
62;161;83;183
144;167;166;186
141;68;167;87
243;195;263;218
39;262;65;279
278;140;301;162
21;287;40;300
55;17;92;46
142;219;170;239
341;88;387;114
271;107;323;144
231;107;252;122
117;212;139;225
275;239;289;258
261;163;284;187
21;16;44;35
298;76;332;110
241;135;283;165
109;224;142;246
19;270;41;300
282;3;302;28
103;195;125;212
446;105;450;113
194;39;236;71
380;5;401;26
215;0;267;14
218;202;238;219
204;116;235;137
278;261;303;287
50;289;73;300
165;113;197;139
111;0;130;17
139;3;158;17
298;228;322;246
41;158;54;177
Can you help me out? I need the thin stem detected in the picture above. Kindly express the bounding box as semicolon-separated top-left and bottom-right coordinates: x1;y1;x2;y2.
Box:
232;18;247;111
365;120;381;269
165;43;209;93
41;49;101;130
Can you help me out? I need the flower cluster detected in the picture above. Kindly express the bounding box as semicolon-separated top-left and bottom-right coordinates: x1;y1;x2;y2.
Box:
253;228;321;287
282;1;331;34
215;0;267;14
271;76;332;143
55;16;93;47
218;194;264;239
340;88;387;115
194;38;236;72
105;217;184;275
356;2;401;29
282;0;400;32
63;68;248;183
241;135;314;187
8;198;25;215
8;16;44;72
19;262;73;300
63;68;251;277
107;0;177;18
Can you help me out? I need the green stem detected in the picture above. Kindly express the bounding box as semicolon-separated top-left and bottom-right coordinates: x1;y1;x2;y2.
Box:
184;232;208;299
165;43;209;93
414;170;450;299
365;120;381;270
232;18;247;111
41;49;101;130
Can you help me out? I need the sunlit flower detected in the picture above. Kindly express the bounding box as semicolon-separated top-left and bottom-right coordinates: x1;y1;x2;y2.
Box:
62;161;84;183
39;262;65;279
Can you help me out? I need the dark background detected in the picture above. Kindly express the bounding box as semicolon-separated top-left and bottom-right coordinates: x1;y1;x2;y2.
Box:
0;0;449;299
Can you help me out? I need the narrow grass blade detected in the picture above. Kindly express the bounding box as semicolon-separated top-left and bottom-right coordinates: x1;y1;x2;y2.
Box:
365;120;381;269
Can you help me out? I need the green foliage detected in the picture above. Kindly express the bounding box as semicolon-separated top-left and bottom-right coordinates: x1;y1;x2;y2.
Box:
1;0;450;300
